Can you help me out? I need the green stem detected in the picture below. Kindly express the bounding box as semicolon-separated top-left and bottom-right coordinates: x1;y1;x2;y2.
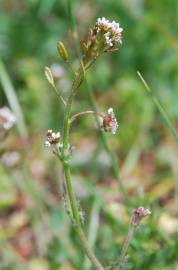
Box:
66;0;129;205
70;110;104;123
61;70;105;270
63;163;104;270
62;91;74;155
85;80;129;205
117;226;135;270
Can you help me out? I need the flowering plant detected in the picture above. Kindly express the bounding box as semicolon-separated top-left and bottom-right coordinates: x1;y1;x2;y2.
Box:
44;18;151;270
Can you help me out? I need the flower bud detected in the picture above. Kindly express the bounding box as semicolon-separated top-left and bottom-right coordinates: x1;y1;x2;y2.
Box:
102;108;118;134
57;42;69;62
130;207;151;226
44;129;60;147
82;17;123;67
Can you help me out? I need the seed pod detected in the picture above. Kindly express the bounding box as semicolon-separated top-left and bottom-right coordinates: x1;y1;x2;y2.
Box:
57;42;68;62
44;66;54;86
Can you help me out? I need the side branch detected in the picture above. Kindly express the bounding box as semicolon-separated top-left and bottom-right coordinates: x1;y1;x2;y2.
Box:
70;110;104;123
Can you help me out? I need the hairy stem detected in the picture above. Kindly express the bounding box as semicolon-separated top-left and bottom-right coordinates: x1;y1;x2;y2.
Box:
117;226;135;270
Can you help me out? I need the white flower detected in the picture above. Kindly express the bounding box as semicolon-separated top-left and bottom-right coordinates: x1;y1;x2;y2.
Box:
44;141;51;147
45;129;61;147
104;33;113;47
108;107;114;114
131;207;151;226
142;208;152;216
102;108;118;134
0;107;16;130
96;17;123;47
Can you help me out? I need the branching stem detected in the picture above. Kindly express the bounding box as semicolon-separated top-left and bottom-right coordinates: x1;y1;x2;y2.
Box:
53;84;66;106
61;68;105;270
70;110;104;123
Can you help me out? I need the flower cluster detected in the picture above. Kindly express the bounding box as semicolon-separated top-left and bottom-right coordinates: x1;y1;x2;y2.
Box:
102;108;118;134
130;207;151;226
82;17;123;68
45;129;61;147
0;107;16;131
96;17;123;47
45;129;73;156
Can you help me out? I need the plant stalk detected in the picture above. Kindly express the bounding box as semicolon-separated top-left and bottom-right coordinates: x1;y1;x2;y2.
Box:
66;0;129;205
63;163;104;270
70;110;104;123
117;225;135;270
61;70;105;270
85;80;129;205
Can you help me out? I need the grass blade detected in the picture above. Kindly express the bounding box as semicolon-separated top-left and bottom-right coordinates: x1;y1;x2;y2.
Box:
0;59;28;138
137;71;178;144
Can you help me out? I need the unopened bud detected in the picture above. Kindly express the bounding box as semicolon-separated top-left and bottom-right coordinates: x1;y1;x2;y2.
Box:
102;108;118;134
130;207;151;226
44;66;54;86
57;42;68;62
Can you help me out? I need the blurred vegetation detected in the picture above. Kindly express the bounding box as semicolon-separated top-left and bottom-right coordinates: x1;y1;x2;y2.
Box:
0;0;178;269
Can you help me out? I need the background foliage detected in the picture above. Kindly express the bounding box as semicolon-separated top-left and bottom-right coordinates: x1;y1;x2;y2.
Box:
0;0;178;269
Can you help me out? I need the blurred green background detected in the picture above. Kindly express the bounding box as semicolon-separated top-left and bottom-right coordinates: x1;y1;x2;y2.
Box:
0;0;178;269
